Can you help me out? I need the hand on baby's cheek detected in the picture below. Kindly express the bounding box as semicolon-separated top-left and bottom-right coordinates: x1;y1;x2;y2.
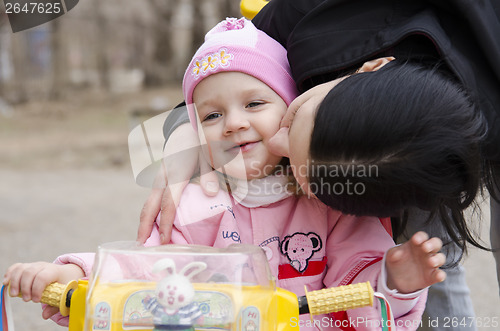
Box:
268;127;290;157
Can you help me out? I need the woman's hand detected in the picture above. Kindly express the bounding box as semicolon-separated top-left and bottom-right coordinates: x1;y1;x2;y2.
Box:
137;123;220;244
269;77;347;158
280;77;347;129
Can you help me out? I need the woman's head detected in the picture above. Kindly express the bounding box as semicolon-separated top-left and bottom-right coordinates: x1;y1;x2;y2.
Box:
182;18;298;179
308;61;486;218
268;59;488;260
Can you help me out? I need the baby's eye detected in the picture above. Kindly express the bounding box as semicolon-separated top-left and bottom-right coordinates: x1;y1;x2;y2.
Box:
203;113;222;121
246;101;263;108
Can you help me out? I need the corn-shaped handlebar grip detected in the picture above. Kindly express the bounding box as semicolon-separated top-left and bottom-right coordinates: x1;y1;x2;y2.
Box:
40;280;78;316
305;281;374;315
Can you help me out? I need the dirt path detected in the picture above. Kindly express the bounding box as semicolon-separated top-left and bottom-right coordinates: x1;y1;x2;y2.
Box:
0;169;149;330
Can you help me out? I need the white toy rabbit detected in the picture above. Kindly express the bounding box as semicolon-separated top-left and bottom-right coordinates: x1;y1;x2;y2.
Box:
143;259;206;331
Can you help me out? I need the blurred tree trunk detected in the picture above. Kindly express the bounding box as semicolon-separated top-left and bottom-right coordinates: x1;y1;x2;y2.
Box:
190;0;205;57
49;19;65;99
218;0;241;19
190;0;241;66
145;0;181;85
0;14;7;96
9;33;28;103
94;0;110;90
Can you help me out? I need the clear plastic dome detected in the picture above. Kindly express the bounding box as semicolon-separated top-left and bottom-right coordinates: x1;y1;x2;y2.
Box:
83;242;287;330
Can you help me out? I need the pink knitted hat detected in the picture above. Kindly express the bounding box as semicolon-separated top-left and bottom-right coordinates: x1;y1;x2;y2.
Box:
183;17;298;127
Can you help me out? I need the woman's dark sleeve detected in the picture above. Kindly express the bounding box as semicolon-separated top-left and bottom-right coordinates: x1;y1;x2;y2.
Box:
163;101;189;143
252;0;323;48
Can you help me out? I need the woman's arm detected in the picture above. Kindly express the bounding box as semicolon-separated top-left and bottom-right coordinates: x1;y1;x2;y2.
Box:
252;0;322;47
137;119;220;244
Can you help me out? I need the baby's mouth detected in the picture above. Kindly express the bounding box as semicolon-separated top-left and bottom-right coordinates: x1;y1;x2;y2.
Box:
227;141;259;152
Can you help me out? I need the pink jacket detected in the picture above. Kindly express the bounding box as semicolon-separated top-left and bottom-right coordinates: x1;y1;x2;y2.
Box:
161;184;427;330
55;182;426;330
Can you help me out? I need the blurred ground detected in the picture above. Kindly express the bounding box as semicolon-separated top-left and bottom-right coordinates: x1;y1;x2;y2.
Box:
0;88;499;330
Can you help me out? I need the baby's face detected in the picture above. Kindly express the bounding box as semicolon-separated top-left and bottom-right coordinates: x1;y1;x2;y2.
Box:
193;72;286;180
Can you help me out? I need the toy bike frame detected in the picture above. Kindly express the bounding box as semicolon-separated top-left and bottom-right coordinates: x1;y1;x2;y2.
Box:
43;279;374;331
37;243;375;331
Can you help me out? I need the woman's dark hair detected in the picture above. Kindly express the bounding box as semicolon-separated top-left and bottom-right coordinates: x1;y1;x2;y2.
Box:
308;60;488;261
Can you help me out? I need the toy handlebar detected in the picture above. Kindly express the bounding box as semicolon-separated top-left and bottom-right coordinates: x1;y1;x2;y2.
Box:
40;280;78;316
302;281;374;314
40;280;374;322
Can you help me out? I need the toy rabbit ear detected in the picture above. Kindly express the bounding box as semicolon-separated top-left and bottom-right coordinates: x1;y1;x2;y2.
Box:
153;258;176;276
180;262;207;280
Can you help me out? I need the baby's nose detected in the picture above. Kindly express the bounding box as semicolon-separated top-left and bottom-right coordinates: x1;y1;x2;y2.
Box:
224;113;250;134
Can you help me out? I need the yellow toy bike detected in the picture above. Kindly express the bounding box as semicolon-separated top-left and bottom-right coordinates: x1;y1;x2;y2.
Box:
3;243;383;331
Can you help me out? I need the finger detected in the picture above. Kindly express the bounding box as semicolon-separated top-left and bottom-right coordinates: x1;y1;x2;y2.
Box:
423;237;444;254
137;188;163;243
411;231;430;246
200;171;219;196
386;245;404;264
151;162;168;189
281;77;346;128
433;269;447;283
3;263;21;286
6;264;24;297
199;151;219;196
158;186;179;244
280;95;306;128
268;127;290;157
160;177;193;243
42;305;60;320
428;252;446;269
30;269;57;303
8;264;37;298
19;265;40;301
